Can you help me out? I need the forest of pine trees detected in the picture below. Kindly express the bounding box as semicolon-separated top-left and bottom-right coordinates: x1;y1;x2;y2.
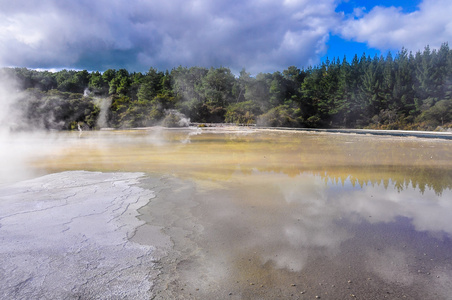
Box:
2;43;452;131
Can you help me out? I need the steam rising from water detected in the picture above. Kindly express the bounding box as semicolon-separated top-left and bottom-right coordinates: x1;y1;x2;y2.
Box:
0;69;22;131
95;97;112;129
0;70;73;183
163;109;190;127
0;130;68;184
83;87;112;129
0;70;34;183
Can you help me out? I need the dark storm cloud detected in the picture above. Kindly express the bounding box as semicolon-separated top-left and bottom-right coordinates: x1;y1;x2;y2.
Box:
2;0;449;73
0;0;338;73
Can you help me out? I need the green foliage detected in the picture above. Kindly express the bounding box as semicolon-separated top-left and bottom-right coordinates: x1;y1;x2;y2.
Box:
256;105;303;127
137;68;164;103
416;99;452;128
202;67;235;110
225;101;261;124
11;89;98;130
89;71;108;95
244;72;272;112
4;42;452;130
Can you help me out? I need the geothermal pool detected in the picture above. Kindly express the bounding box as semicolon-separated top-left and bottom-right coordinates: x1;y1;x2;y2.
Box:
1;128;452;299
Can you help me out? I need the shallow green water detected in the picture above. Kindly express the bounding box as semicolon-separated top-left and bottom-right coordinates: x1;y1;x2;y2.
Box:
10;128;452;298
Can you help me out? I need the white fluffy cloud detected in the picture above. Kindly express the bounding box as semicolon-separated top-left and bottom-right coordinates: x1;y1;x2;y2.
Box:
0;0;338;73
338;0;452;52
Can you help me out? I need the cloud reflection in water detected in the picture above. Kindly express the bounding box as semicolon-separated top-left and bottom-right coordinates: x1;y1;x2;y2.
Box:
241;170;452;275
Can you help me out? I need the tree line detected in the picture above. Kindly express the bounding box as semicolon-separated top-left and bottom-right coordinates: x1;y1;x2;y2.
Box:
3;43;452;131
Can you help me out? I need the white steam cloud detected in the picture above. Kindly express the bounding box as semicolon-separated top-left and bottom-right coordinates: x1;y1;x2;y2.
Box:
0;71;41;183
0;70;22;131
94;97;112;129
0;71;78;183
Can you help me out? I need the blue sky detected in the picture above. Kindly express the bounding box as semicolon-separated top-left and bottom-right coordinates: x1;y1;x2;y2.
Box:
325;0;424;62
0;0;450;74
336;0;422;14
324;0;423;60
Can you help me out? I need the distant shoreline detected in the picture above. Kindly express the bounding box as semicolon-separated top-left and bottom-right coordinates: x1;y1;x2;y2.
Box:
108;124;452;140
258;127;452;140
